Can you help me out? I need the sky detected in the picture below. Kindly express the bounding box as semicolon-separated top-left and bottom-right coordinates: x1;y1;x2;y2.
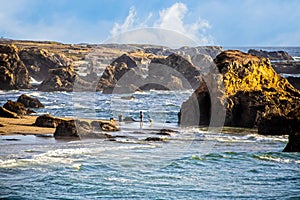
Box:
0;0;299;46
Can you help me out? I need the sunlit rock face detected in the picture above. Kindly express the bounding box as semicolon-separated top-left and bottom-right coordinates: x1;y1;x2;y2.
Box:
179;50;300;135
0;44;31;90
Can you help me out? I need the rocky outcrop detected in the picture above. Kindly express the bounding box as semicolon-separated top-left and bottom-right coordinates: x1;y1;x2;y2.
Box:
38;66;77;91
179;50;300;131
54;120;78;139
54;119;118;139
3;100;28;116
34;114;63;128
0;44;31;90
148;53;202;90
17;94;44;108
97;54;141;92
19;48;72;82
248;49;294;61
0;106;19;118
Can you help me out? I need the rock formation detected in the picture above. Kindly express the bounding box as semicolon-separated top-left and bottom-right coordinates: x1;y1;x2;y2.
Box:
34;114;63;128
179;50;300;132
19;47;72;82
0;44;31;90
54;120;79;139
17;94;44;108
38;66;77;92
248;49;294;61
148;53;202;90
54;119;118;139
3;100;28;116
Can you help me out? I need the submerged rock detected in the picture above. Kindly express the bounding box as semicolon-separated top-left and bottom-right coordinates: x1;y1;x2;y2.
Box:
17;94;44;108
0;44;31;90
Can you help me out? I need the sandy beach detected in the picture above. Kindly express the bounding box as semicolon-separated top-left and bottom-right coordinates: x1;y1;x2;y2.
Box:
0;116;56;135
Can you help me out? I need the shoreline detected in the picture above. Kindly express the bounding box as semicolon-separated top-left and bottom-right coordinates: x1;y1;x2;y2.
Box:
0;115;261;137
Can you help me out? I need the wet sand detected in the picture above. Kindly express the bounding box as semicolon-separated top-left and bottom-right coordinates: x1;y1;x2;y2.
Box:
0;116;56;135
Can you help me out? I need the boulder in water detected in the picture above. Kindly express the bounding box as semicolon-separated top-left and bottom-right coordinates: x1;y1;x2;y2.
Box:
54;120;78;139
17;94;44;108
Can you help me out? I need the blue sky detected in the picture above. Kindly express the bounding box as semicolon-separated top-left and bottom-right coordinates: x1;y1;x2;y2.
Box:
0;0;299;46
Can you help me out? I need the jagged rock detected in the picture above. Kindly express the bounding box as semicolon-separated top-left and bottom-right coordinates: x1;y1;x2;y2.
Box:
38;66;77;91
3;100;28;116
91;120;119;131
0;106;19;118
0;44;31;90
19;48;72;82
34;114;62;128
248;49;293;61
179;50;300;132
97;54;141;92
17;94;44;108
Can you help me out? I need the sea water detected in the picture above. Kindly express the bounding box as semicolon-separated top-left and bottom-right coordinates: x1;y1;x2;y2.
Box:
0;90;299;199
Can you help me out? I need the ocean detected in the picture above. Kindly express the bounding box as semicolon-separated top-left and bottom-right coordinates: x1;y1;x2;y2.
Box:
0;47;300;199
0;90;299;199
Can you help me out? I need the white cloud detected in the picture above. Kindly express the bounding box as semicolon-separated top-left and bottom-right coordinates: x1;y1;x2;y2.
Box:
110;6;137;36
110;3;214;45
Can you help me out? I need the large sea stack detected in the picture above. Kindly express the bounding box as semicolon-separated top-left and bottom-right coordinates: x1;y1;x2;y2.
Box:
179;50;300;151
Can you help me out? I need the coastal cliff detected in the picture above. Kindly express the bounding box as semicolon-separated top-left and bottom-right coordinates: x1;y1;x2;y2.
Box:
0;44;31;90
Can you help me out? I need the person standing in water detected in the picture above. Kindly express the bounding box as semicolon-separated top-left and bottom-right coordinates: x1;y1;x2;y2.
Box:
139;111;143;129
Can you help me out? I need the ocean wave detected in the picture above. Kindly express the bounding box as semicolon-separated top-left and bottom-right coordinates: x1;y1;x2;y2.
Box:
253;154;300;164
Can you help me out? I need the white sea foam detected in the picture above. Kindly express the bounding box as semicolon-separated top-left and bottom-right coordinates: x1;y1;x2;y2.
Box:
29;77;42;85
257;154;300;164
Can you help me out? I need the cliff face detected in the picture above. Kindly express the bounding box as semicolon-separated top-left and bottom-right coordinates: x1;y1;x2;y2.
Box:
180;50;300;133
0;44;31;90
